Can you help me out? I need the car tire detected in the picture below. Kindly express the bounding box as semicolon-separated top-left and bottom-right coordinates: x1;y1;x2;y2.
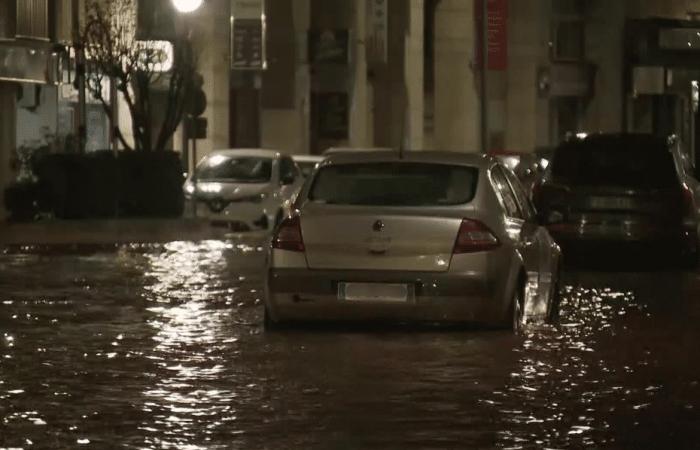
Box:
548;264;563;324
263;306;281;331
548;277;561;324
506;283;525;333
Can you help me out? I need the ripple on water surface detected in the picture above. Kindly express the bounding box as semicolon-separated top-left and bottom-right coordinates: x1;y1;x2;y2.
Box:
0;243;699;448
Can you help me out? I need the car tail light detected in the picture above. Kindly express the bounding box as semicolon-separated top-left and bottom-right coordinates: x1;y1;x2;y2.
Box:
272;216;305;252
453;219;500;254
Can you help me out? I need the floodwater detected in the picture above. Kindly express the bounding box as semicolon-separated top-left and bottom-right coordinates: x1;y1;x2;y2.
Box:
0;241;699;449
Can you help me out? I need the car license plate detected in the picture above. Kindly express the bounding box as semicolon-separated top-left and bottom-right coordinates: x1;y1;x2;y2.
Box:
338;283;410;303
589;196;634;210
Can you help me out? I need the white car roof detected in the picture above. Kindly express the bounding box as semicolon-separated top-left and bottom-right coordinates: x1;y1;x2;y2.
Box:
292;154;325;163
206;148;283;159
323;147;393;155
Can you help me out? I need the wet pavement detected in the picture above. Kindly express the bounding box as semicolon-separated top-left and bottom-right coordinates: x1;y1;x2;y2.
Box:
0;240;699;449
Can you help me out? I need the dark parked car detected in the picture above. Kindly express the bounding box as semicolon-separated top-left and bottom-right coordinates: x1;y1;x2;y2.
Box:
532;133;699;267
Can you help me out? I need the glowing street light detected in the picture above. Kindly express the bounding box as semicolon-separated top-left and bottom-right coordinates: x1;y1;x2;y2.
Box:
171;0;203;13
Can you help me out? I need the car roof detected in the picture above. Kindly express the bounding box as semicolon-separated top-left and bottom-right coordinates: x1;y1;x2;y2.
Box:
321;150;494;169
563;132;670;150
323;146;393;155
206;148;283;159
292;154;325;162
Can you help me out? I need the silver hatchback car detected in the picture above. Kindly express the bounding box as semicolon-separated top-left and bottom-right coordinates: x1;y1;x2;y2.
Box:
264;151;562;330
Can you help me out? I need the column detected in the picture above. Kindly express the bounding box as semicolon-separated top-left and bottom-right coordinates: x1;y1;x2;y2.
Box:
197;0;230;156
404;0;424;150
349;0;370;147
434;0;480;152
0;82;17;220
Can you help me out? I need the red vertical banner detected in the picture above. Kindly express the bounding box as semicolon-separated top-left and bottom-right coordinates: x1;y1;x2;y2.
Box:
474;0;509;71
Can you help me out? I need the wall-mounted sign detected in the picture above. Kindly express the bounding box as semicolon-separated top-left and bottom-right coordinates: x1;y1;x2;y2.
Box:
308;30;349;65
231;0;266;70
366;0;388;64
475;0;508;71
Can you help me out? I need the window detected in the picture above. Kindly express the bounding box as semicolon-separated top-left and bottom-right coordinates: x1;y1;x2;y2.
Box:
0;1;16;39
279;157;298;182
552;21;585;61
490;166;522;219
309;163;479;206
15;0;49;40
501;166;536;221
196;156;273;183
552;0;586;16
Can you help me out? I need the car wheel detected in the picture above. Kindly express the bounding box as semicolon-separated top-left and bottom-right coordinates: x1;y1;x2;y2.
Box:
263;306;281;331
548;262;563;324
508;284;525;333
548;277;561;324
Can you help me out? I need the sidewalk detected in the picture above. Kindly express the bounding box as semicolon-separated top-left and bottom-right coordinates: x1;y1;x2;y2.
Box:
0;219;235;246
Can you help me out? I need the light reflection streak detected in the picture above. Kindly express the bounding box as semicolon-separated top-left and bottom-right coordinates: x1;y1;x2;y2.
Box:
139;241;244;449
492;283;648;448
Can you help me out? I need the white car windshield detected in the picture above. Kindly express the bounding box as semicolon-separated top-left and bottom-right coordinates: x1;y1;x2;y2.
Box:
196;156;273;183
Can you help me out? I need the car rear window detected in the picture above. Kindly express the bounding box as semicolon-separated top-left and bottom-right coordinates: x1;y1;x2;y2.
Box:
308;163;478;206
551;136;678;188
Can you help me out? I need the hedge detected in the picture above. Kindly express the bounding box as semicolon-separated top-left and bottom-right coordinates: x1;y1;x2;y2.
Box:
4;151;185;221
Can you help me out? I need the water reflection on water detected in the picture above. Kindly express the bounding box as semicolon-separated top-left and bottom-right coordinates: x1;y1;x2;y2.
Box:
0;242;698;448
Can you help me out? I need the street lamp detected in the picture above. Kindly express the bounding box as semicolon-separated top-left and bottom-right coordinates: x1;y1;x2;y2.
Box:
171;0;203;13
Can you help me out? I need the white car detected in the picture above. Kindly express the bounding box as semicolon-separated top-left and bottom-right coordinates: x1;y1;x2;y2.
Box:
184;149;304;232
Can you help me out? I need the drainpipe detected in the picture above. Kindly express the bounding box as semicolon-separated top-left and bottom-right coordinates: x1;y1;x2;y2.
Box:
480;0;489;154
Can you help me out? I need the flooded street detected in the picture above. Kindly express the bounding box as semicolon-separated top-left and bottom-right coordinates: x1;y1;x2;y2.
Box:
1;241;699;449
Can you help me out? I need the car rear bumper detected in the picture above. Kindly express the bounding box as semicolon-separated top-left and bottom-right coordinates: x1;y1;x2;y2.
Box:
265;268;508;325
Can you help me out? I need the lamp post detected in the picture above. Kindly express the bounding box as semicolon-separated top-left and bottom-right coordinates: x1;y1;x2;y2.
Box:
172;0;203;218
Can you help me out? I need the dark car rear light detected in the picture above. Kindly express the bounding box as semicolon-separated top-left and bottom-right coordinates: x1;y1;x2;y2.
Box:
272;216;305;252
453;219;500;254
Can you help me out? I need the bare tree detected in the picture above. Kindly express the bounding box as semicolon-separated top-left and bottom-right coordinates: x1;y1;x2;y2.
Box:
82;0;196;152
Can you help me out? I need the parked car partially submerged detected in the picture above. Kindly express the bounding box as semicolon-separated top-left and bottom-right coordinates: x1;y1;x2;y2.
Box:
184;149;304;232
265;150;562;330
533;133;699;267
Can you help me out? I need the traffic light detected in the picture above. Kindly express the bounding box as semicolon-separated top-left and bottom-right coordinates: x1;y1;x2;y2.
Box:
186;72;206;117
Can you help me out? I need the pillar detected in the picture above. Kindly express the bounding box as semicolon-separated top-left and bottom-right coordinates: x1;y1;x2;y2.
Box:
0;82;16;220
404;0;424;150
434;0;479;152
349;0;370;147
196;0;230;156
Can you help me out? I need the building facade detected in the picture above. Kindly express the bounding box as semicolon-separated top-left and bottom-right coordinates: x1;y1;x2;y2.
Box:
185;0;700;163
5;0;700;220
